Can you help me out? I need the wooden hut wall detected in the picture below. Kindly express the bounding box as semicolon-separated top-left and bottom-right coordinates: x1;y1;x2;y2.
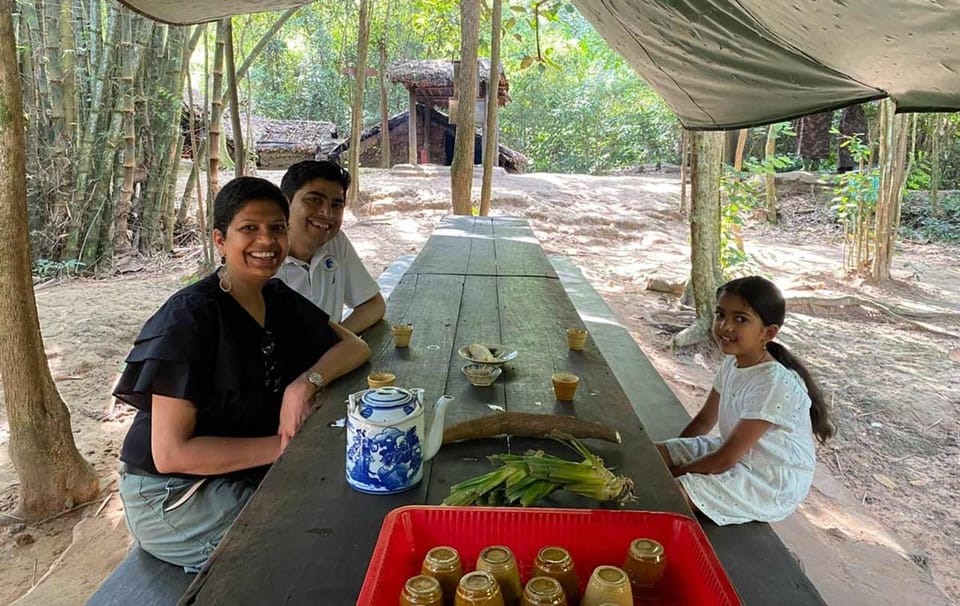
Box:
359;107;450;167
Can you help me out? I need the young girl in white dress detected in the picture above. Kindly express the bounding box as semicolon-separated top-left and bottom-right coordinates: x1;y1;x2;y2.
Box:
658;276;835;525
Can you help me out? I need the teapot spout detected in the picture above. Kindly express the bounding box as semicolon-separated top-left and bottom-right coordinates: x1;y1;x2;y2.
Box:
423;395;455;461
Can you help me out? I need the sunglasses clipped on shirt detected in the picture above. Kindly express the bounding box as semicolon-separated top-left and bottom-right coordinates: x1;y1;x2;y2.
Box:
261;330;282;393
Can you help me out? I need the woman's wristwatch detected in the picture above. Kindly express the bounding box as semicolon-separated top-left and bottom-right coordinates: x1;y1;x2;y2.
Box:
307;371;325;392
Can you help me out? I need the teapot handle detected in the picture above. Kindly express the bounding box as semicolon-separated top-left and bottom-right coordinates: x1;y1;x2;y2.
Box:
347;390;364;413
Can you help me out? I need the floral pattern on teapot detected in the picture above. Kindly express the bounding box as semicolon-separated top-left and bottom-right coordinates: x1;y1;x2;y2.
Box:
345;387;454;494
346;425;422;492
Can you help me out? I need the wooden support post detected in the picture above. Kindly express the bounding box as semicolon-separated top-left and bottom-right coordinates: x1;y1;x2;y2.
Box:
423;104;430;163
408;88;417;164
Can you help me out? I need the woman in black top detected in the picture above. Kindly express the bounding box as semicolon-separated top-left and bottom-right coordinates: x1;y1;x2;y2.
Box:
114;177;370;571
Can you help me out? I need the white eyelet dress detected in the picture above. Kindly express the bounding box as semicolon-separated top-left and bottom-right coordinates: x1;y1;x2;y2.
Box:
663;355;816;525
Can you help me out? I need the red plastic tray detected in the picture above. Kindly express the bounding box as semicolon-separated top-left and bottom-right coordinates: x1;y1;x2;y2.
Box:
358;506;741;605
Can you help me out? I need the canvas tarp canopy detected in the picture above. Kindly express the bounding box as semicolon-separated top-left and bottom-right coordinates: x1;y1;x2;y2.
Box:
120;0;960;130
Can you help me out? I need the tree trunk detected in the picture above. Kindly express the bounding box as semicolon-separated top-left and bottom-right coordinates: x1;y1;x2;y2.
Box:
114;11;143;257
347;0;371;205
225;19;244;177
765;123;777;223
207;20;227;205
798;111;833;170
407;88;417;164
733;128;748;171
0;3;100;519
378;39;390;168
479;0;502;217
59;0;76;139
186;66;213;269
930;115;943;216
673;131;723;349
871;100;910;282
678;129;688;214
178;161;199;224
451;0;480;216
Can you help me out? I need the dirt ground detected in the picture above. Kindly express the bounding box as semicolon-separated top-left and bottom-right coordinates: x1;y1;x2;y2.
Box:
0;167;957;605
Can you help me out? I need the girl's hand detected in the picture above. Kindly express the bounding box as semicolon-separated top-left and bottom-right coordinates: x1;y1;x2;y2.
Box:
279;378;318;451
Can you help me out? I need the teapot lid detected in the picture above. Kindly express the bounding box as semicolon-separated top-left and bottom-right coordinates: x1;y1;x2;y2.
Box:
361;387;415;408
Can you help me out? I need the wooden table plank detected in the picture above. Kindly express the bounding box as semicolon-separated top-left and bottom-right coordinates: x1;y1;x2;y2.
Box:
426;274;507;505
464;217;498;276
408;216;557;278
492;218;558;278
407;216;475;275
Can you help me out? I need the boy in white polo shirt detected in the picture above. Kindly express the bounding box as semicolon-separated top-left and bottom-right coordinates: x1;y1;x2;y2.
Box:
275;161;385;333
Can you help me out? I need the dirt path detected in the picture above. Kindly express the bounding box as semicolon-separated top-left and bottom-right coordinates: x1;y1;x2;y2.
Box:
1;169;957;604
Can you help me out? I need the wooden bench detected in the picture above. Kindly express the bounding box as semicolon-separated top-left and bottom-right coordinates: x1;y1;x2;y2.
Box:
550;256;826;605
84;255;417;606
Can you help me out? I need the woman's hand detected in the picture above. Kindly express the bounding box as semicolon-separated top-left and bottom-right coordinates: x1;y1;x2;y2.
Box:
279;378;318;451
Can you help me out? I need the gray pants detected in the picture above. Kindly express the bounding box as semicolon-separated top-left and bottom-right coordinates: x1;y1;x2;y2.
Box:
118;471;256;572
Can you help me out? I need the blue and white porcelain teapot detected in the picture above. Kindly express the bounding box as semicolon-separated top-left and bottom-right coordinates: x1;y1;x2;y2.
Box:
345;387;455;494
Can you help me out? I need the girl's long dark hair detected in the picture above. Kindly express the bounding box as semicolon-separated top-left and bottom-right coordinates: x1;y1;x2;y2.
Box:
718;277;836;444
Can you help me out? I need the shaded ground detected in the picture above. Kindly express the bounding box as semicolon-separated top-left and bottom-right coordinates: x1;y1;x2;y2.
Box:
0;168;957;604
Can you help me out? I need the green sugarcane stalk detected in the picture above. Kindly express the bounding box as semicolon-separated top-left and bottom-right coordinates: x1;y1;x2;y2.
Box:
442;433;635;507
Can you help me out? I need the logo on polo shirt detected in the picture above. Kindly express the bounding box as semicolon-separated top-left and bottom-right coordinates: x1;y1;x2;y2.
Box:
322;255;338;272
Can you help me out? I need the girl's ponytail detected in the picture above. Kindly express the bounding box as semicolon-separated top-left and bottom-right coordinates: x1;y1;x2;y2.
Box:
767;341;835;443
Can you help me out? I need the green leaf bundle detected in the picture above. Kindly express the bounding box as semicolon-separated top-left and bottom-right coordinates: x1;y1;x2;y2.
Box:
443;431;635;507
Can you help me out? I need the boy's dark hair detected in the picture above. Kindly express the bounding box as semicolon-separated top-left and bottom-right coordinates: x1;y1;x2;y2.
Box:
718;276;835;444
280;160;351;201
213;176;289;234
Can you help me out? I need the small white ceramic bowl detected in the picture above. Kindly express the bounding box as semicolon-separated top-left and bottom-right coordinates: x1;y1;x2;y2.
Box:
457;345;519;366
461;364;503;387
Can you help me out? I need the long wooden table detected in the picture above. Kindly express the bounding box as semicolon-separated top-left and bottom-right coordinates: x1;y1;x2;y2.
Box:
179;217;774;604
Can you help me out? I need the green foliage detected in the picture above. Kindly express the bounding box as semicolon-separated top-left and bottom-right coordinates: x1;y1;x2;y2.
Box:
717;154;791;276
830;134;877;223
899;192;960;243
498;7;679;173
719;166;759;275
905;153;931;190
33;258;86;278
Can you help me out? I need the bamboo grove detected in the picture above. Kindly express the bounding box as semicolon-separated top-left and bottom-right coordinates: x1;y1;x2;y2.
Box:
15;1;198;272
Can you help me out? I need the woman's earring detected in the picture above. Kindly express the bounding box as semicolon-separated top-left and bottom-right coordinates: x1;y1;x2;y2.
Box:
219;263;232;293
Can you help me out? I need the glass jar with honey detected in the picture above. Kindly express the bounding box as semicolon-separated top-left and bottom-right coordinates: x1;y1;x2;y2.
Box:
532;546;579;604
581;565;632;606
421;546;464;604
521;576;568;606
476;546;523;605
621;538;666;589
455;571;506;606
400;575;444;606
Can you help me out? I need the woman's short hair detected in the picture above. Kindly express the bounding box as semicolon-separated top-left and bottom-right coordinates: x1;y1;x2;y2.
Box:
213;177;289;234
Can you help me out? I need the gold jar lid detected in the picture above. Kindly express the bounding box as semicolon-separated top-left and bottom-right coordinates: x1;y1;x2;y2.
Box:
405;575;441;596
595;565;628;585
629;538;665;561
526;576;564;597
426;546;459;564
460;570;498;592
537;546;572;565
479;546;513;565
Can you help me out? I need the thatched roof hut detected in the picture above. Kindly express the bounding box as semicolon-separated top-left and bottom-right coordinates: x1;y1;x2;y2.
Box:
386;59;511;108
221;116;340;169
331;105;528;174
